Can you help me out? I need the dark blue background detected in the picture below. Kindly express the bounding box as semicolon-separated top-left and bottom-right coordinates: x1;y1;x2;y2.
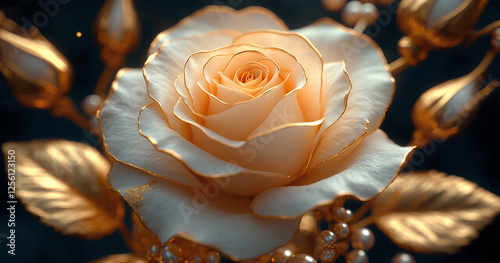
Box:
1;0;499;262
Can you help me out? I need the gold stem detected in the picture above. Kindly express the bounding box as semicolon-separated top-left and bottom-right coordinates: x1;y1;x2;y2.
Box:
94;66;118;97
50;96;90;130
351;200;373;224
353;19;368;33
466;20;500;46
350;216;374;232
118;221;136;252
389;57;410;75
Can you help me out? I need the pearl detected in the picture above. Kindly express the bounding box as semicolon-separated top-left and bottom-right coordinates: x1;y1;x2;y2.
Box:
150;245;159;256
391;253;415;263
344;209;353;223
350;228;375;251
270;246;294;263
322;0;346;12
361;3;378;25
159;243;183;263
341;1;363;27
345;250;368;263
319;230;337;247
82;94;103;117
206;251;221;263
334;222;350;239
318;247;336;261
289;254;317;263
334;207;347;221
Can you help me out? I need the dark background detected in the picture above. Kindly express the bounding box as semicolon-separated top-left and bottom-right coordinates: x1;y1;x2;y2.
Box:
0;0;499;262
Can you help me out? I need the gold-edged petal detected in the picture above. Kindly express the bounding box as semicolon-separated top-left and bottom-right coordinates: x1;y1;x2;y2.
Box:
138;102;289;179
148;5;289;55
172;97;324;175
251;130;415;218
233;30;324;121
144;30;239;135
97;68;203;188
294;19;395;172
294;18;394;133
109;162;301;260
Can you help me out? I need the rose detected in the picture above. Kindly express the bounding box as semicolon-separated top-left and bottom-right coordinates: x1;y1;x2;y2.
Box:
98;6;414;260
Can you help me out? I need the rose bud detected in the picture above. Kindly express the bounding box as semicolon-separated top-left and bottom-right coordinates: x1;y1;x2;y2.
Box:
0;11;73;110
397;0;489;50
93;0;141;67
410;49;499;147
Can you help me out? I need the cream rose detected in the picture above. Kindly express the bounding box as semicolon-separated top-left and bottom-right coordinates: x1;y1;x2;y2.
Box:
98;6;414;260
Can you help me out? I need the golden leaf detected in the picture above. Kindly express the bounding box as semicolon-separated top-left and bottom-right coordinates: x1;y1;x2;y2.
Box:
2;140;124;239
372;170;500;254
88;254;146;263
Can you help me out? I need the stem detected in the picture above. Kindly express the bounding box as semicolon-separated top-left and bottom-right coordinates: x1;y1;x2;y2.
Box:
94;66;119;97
118;221;136;252
50;96;90;130
353;19;368;33
389;57;410;75
350;216;374;232
351;200;373;224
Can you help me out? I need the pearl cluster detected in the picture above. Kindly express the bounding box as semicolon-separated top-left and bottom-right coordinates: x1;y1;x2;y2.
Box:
322;0;396;29
147;243;221;263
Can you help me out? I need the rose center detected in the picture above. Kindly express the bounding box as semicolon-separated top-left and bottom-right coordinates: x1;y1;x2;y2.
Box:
233;62;268;87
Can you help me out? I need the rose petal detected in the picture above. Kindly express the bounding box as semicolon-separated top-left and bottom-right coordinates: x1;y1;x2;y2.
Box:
109;162;300;260
149;6;288;55
251;130;415;217
137;102;285;179
145;30;239;135
97;68;202;188
173;98;324;175
233;31;323;121
184;45;305;116
294;20;395;172
294;19;393;133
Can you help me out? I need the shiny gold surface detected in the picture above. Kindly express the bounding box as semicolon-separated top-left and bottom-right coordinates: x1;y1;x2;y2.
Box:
1;140;124;239
372;170;500;254
0;11;73;109
93;0;141;67
410;49;499;147
130;212;161;257
397;0;489;50
88;254;146;263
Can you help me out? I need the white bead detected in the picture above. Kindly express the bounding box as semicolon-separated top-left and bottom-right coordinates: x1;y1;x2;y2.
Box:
391;253;415;263
346;250;368;263
362;3;378;25
344;209;353;223
334;222;350;239
289;254;317;263
322;0;347;12
82;94;103;117
350;228;375;251
206;251;221;263
319;230;337;247
270;247;294;263
159;244;183;263
319;247;336;261
341;1;363;27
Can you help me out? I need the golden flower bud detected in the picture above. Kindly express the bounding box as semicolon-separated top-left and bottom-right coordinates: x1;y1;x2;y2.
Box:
0;11;73;109
410;49;499;147
397;0;489;50
93;0;141;67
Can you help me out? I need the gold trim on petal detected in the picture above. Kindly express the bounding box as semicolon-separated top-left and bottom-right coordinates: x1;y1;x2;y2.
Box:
96;69;205;192
147;5;289;55
249;144;417;220
137;102;295;179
